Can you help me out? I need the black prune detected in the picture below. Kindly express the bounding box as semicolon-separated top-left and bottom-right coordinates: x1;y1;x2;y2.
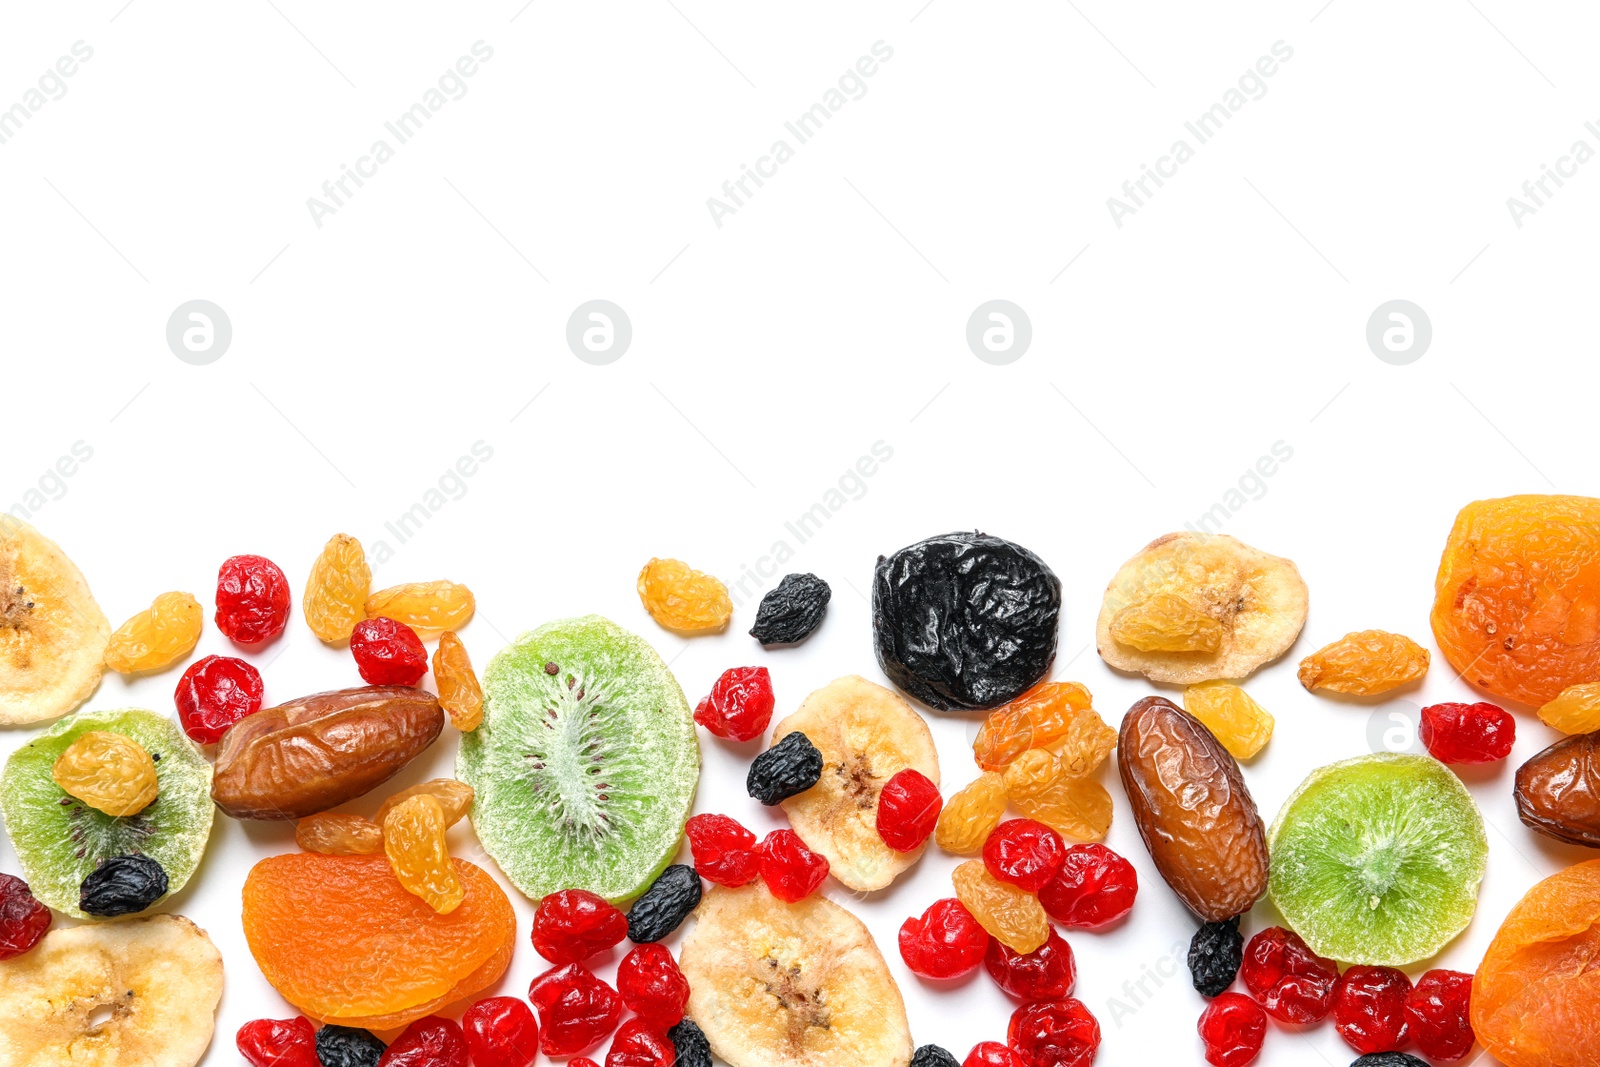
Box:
1351;1055;1429;1067
1188;916;1244;997
627;864;702;943
316;1024;386;1067
873;531;1062;712
749;573;831;646
668;1019;712;1067
911;1045;960;1067
747;731;823;806
79;854;167;917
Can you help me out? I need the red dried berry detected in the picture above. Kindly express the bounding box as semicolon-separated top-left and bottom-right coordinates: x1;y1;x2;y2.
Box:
529;963;624;1057
898;898;989;980
984;927;1077;1001
533;889;629;965
1240;927;1340;1024
378;1016;469;1067
685;813;760;887
1332;965;1411;1054
965;1042;1028;1067
1420;702;1515;764
983;818;1066;893
1404;969;1475;1061
350;616;429;686
758;829;829;903
876;768;943;852
1197;992;1267;1067
1007;998;1101;1067
236;1017;319;1067
174;654;264;744
693;666;774;742
604;1019;676;1067
215;554;291;644
1038;843;1137;929
571;1061;601;1067
462;996;540;1067
617;943;691;1029
0;874;51;960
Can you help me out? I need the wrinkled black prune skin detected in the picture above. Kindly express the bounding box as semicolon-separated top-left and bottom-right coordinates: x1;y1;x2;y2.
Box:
1188;916;1244;997
628;864;703;943
316;1024;386;1067
750;573;831;646
79;854;167;917
1351;1055;1429;1067
668;1019;713;1067
873;531;1062;712
747;731;824;806
911;1045;961;1067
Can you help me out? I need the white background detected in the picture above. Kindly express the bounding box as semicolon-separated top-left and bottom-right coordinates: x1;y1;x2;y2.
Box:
2;1;1597;1063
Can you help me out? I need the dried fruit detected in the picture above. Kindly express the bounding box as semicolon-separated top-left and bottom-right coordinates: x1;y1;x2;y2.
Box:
0;517;109;725
1119;696;1268;921
295;812;384;855
1197;992;1266;1067
318;1024;388;1067
973;681;1102;773
874;531;1061;711
936;772;1007;854
462;997;539;1067
433;631;483;731
953;859;1048;954
1183;681;1273;760
1240;927;1339;1024
1431;494;1600;705
1038;843;1137;929
0;873;51;960
694;666;774;742
1404;969;1474;1061
964;1043;1026;1067
1097;532;1308;684
1515;730;1600;846
215;554;291;644
606;1019;676;1067
238;1017;320;1067
1003;749;1115;842
1007;998;1101;1067
984;927;1076;1001
747;730;823;805
877;768;943;852
912;1046;960;1067
1333;966;1411;1055
529;963;623;1056
1110;592;1223;652
1350;1055;1429;1067
104;590;203;673
685;813;760;887
637;558;731;634
379;1016;469;1067
375;778;475;828
749;572;830;646
1539;682;1600;734
898;897;989;979
627;864;703;942
667;1019;712;1067
1420;701;1515;764
983;818;1065;892
618;943;690;1028
384;793;465;914
534;888;629;964
365;580;475;640
1189;917;1244;998
79;853;168;917
51;729;159;816
1298;630;1430;695
758;828;829;903
174;654;264;744
352;617;429;686
303;532;370;643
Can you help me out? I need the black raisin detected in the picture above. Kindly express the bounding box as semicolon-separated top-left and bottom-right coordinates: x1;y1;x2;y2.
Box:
749;573;831;646
79;854;167;917
1188;916;1244;998
316;1024;386;1067
627;864;702;943
667;1018;712;1067
1351;1055;1429;1067
873;531;1062;712
747;731;823;805
911;1045;960;1067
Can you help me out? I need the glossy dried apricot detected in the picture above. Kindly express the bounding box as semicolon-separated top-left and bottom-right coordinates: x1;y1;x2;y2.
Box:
636;558;731;634
104;591;203;673
952;859;1048;954
302;533;370;643
385;794;465;914
973;681;1096;772
50;730;159;817
376;778;474;828
1184;681;1274;760
433;631;483;731
936;772;1007;854
1109;593;1223;653
1539;682;1600;735
295;813;384;855
1298;630;1429;695
364;581;475;641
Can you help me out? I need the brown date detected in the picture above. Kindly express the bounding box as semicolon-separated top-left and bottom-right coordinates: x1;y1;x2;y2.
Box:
1515;730;1600;847
211;685;443;820
1118;695;1268;921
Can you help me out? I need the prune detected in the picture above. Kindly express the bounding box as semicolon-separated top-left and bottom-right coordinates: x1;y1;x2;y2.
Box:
911;1046;960;1067
667;1019;712;1067
1189;917;1245;998
1515;730;1600;846
746;730;823;805
873;531;1061;712
626;865;702;943
316;1024;386;1067
749;572;831;646
79;853;168;917
1349;1056;1428;1067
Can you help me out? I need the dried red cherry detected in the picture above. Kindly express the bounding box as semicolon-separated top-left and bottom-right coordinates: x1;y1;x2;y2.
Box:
1240;927;1340;1024
1007;998;1101;1067
898;898;989;980
964;1042;1026;1067
877;768;943;852
237;1017;320;1067
350;617;428;686
1403;969;1475;1061
1332;966;1411;1054
529;963;623;1057
983;818;1066;892
533;889;629;965
1197;992;1267;1067
1420;702;1515;764
604;1019;675;1067
693;667;774;742
377;1016;468;1067
215;554;291;644
758;829;828;903
984;926;1076;1001
174;654;264;744
617;943;690;1029
0;873;51;960
685;813;760;887
571;1061;601;1067
1037;843;1138;929
462;996;539;1067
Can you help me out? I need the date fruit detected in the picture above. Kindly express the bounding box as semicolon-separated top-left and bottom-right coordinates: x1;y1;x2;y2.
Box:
1515;730;1600;847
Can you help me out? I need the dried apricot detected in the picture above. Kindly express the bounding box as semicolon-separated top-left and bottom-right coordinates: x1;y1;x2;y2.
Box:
364;581;475;640
302;533;369;643
1298;630;1429;695
936;772;1007;854
1184;682;1273;760
973;682;1096;772
1109;593;1223;653
1540;682;1600;735
50;730;159;817
295;813;383;855
952;859;1048;954
384;794;464;914
376;778;474;828
104;591;203;673
637;558;731;634
433;631;483;731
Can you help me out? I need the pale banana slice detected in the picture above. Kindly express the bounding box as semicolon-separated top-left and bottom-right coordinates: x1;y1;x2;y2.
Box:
0;518;109;724
680;884;912;1067
0;914;224;1067
1097;532;1308;684
776;675;938;891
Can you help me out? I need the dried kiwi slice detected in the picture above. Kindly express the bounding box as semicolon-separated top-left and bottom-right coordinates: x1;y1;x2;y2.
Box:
1;709;213;918
458;615;699;906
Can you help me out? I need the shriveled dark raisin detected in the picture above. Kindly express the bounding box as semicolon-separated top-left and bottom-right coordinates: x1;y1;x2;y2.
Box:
79;854;167;917
316;1023;386;1067
1188;916;1244;997
910;1044;960;1067
747;731;823;805
749;573;831;646
1351;1054;1429;1067
627;864;702;943
668;1018;712;1067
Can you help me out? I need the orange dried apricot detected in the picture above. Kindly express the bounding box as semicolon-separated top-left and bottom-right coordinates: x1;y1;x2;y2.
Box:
383;794;464;914
973;681;1098;772
1297;630;1429;695
295;813;383;856
636;558;731;634
432;631;483;731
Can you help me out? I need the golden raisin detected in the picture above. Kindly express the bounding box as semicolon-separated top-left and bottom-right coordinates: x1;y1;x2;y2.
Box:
104;591;202;673
935;772;1007;854
296;813;384;855
364;581;475;641
952;859;1049;953
1540;682;1600;735
1184;681;1274;760
51;730;159;816
303;533;370;643
432;632;483;732
636;558;732;634
973;681;1096;772
1109;593;1223;653
1003;749;1061;802
1298;630;1430;695
1014;777;1114;843
375;778;475;829
383;794;464;914
1054;707;1118;778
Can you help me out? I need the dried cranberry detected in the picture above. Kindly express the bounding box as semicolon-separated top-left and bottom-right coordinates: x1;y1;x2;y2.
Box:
350;617;429;686
694;666;774;741
462;996;539;1067
685;813;760;887
1420;702;1515;764
1037;843;1137;929
899;898;989;980
964;1042;1027;1067
984;927;1076;1001
876;769;943;852
1007;998;1101;1067
529;963;624;1057
1332;966;1411;1054
617;943;691;1029
0;874;51;960
1197;992;1267;1067
604;1019;676;1067
1403;969;1475;1061
532;889;628;965
1240;927;1340;1024
237;1017;320;1067
377;1016;468;1067
758;829;828;903
983;818;1066;892
215;554;291;644
174;654;264;744
571;1061;601;1067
